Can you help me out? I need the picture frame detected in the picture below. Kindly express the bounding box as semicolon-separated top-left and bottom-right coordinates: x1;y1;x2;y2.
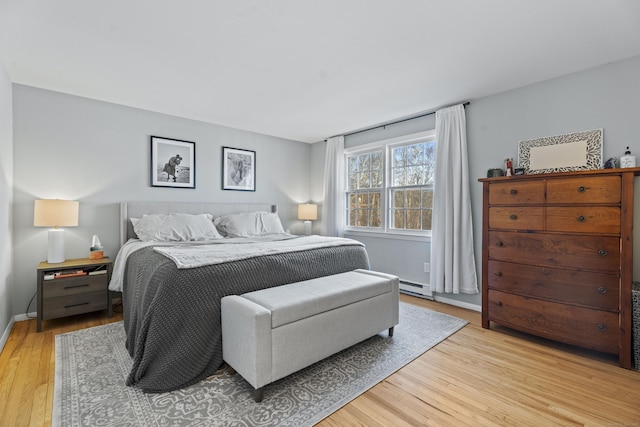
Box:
222;146;256;191
150;136;196;188
517;129;603;175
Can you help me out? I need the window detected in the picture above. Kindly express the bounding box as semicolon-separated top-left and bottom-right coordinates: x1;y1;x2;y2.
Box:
345;130;435;235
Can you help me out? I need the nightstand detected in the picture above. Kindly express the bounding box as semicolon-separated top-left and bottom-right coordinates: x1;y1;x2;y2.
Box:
36;257;113;332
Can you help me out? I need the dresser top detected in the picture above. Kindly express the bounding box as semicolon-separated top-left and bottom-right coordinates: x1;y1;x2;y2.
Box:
478;167;640;183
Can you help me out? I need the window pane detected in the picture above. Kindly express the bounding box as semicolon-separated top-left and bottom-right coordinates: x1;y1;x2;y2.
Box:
392;167;406;186
349;209;357;226
393;190;405;208
348;173;358;190
422;209;432;230
359;153;370;172
422;189;433;208
357;193;369;208
371;192;381;208
357;210;369;227
358;172;371;189
369;209;381;228
393;209;405;228
348;156;358;174
406;166;424;185
349;193;357;209
392;146;406;168
407;189;421;208
371;151;383;170
371;170;383;188
406;210;421;229
407;143;424;165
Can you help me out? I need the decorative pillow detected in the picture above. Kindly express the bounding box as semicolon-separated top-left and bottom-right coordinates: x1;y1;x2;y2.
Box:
214;211;285;237
133;213;223;241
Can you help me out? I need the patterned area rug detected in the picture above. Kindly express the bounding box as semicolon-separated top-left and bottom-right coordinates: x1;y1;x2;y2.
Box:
54;302;467;426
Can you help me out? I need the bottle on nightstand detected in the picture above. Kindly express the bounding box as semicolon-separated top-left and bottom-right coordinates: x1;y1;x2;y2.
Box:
620;147;636;168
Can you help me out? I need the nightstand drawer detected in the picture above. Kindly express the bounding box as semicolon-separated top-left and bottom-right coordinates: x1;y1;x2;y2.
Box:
42;275;108;298
41;291;108;320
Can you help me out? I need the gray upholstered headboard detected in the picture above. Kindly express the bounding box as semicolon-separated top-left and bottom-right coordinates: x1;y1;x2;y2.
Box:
120;202;277;246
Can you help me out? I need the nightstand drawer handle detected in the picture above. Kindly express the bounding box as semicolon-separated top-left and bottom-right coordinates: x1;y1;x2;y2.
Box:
65;302;89;309
578;186;586;192
510;189;517;195
597;287;607;294
597;324;607;332
577;215;585;222
509;214;517;220
64;284;90;290
495;241;503;247
598;249;608;257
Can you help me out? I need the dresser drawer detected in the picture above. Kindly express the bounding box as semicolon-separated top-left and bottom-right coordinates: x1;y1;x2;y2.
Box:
41;291;108;321
546;176;621;204
487;290;619;354
488;231;620;273
487;260;619;310
489;207;544;230
546;207;620;234
42;274;108;298
489;181;545;205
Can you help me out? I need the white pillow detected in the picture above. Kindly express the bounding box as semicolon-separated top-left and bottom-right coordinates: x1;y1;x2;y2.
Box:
133;213;223;242
214;211;285;237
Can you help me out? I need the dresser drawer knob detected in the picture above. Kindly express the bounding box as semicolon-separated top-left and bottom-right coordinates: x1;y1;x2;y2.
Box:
578;186;586;192
577;215;585;222
495;241;503;247
509;214;517;220
510;189;517;195
495;301;503;307
493;271;502;277
597;287;607;294
598;324;607;332
598;249;608;257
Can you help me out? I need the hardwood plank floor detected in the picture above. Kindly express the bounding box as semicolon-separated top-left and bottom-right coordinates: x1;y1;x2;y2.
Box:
1;296;638;426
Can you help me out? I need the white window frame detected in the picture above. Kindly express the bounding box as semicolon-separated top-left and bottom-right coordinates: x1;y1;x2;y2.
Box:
344;129;436;237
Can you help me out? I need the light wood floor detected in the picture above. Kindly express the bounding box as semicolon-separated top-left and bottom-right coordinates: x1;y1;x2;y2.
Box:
1;295;639;426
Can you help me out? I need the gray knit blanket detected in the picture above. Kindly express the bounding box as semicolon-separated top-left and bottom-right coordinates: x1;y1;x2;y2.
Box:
122;243;370;393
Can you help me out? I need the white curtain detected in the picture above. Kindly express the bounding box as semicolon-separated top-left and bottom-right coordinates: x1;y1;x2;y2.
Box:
430;104;478;294
322;136;345;237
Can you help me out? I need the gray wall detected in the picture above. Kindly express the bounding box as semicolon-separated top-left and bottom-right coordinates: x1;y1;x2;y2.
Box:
11;85;312;317
312;54;640;310
0;61;13;337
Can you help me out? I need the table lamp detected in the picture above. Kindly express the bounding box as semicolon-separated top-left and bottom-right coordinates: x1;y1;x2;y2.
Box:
298;203;317;235
34;199;79;263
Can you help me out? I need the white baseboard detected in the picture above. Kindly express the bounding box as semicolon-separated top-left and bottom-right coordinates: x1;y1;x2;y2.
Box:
0;312;37;354
14;312;36;322
433;295;481;312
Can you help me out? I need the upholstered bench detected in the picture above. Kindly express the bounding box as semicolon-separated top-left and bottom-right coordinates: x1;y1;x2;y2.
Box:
221;269;399;402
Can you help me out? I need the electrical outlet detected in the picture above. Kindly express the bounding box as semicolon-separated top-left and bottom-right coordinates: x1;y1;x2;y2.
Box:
423;262;430;273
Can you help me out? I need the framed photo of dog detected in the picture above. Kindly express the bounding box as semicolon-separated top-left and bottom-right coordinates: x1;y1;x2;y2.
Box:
150;136;196;188
222;146;255;191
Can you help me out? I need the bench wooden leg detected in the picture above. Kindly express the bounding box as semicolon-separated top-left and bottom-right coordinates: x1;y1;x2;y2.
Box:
388;326;394;337
254;387;264;403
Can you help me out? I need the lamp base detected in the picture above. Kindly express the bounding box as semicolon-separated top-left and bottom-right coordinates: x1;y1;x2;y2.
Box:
303;220;312;236
47;229;66;264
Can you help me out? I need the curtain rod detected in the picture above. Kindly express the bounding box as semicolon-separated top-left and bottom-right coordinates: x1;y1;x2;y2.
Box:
329;101;470;140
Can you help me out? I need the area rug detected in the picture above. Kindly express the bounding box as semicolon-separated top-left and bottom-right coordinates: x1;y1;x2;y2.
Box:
54;302;467;426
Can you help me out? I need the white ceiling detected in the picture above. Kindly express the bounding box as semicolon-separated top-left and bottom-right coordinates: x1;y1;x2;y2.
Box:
1;1;639;143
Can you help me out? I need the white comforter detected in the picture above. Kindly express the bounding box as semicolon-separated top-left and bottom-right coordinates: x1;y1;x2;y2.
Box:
108;234;364;292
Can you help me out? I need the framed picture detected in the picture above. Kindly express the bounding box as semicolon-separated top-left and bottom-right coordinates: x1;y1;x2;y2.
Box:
222;146;255;191
517;129;603;174
150;136;195;188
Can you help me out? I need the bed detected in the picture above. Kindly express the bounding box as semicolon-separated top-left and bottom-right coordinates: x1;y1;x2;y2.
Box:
111;201;370;393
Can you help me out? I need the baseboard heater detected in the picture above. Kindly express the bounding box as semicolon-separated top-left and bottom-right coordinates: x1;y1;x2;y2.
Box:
399;280;432;299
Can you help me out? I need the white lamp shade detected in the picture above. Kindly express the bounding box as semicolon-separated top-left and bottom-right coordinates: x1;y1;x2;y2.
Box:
297;203;318;221
34;199;79;228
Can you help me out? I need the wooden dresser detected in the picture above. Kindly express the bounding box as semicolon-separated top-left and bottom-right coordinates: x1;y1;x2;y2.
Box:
479;168;640;368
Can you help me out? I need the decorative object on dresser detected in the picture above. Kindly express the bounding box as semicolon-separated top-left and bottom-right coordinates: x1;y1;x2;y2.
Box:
297;203;318;235
479;168;640;369
33;199;79;264
37;257;113;332
517;129;603;175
